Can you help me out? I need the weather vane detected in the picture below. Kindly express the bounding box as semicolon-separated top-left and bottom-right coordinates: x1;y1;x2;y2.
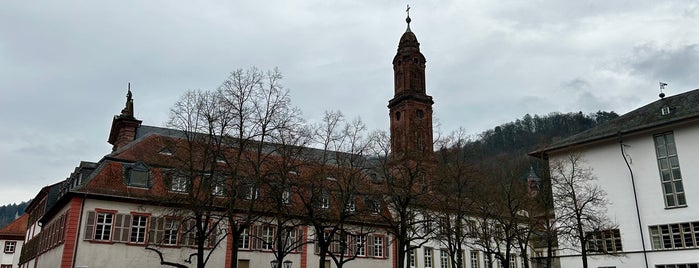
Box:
659;81;668;99
406;4;410;17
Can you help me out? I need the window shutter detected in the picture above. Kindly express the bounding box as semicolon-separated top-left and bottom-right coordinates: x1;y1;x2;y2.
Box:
384;236;389;258
208;223;219;247
84;211;95;240
121;214;132;242
114;214;123;242
367;234;374;257
148;217;163;244
349;235;357;255
251;225;261;250
295;228;304;253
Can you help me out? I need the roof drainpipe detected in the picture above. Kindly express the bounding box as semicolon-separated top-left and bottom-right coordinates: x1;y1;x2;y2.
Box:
618;132;649;268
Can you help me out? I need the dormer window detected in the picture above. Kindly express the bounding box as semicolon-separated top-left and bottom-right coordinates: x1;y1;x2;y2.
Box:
159;147;173;156
125;162;150;188
661;106;671;116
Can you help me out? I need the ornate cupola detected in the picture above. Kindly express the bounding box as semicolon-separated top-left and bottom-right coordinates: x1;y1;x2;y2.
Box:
388;9;434;160
108;83;142;152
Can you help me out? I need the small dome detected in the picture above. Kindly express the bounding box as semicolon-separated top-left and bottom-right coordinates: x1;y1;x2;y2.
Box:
398;31;419;52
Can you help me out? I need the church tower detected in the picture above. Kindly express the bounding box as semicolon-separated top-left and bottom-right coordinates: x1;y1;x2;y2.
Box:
388;11;434;160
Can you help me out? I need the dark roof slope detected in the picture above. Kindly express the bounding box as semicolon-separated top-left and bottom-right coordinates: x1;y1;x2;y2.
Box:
531;88;699;156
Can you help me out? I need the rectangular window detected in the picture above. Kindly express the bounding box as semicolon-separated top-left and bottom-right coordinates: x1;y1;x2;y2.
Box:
649;222;699;250
94;212;114;241
656;264;699;268
654;132;686;208
409;248;417;267
238;228;250;249
130;215;148;243
170;175;189;192
586;229;622;252
424;247;434;268
321;194;330;209
163;219;179;245
356;235;366;256
440;249;449;268
346;197;356;212
126;163;150;188
262;226;274;250
373;236;383;257
282;189;291;205
471;251;480;268
212;175;225;196
244;183;259;200
3;241;16;253
509;254;517;268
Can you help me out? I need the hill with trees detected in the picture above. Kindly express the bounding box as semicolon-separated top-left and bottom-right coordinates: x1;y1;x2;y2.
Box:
0;200;30;229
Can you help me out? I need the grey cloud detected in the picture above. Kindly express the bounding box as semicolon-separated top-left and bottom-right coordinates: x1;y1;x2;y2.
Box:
624;44;699;83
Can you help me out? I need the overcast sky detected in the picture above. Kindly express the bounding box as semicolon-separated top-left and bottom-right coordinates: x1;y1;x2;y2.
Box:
1;1;698;205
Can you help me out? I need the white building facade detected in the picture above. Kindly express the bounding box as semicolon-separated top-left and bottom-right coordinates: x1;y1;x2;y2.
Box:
534;89;699;268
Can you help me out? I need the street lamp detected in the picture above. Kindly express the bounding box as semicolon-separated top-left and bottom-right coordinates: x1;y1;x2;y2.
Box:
283;260;293;268
270;260;278;268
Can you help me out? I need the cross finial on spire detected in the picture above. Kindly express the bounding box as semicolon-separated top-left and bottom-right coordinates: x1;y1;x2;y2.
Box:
405;4;412;32
127;82;132;101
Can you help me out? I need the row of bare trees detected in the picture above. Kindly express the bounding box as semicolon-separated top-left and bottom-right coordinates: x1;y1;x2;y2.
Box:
144;67;615;268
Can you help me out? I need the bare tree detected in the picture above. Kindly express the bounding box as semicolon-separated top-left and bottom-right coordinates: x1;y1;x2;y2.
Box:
368;130;434;268
216;67;301;268
431;129;476;268
296;111;377;268
549;153;616;268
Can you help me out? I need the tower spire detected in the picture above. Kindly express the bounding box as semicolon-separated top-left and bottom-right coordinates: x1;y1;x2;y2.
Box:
120;82;134;119
405;4;412;32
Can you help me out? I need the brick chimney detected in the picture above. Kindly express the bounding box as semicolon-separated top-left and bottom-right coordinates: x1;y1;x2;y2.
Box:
108;83;142;151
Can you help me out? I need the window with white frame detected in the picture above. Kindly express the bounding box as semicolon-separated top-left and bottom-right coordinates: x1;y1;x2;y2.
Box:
238;228;250;249
440;249;449;268
163;219;179;245
373;236;383;257
4;241;16;253
409;248;417;267
654;132;686;208
345;196;356;212
649;222;699;249
585;229;623;252
509;254;517;268
130;215;148;243
282;189;291;205
356;235;366;256
321;193;330;209
211;175;225;196
94;212;114;240
471;251;480;268
424;247;434;267
262;226;274;250
243;183;259;200
170;175;189;193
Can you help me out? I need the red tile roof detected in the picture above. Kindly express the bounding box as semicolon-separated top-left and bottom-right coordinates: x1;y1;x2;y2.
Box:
0;214;28;239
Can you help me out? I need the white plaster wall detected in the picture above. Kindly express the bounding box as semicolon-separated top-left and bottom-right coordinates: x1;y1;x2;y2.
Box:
74;199;227;268
550;122;699;267
1;239;23;266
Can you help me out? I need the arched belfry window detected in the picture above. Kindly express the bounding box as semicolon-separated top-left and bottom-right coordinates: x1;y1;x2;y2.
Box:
416;109;424;119
396;111;401;121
